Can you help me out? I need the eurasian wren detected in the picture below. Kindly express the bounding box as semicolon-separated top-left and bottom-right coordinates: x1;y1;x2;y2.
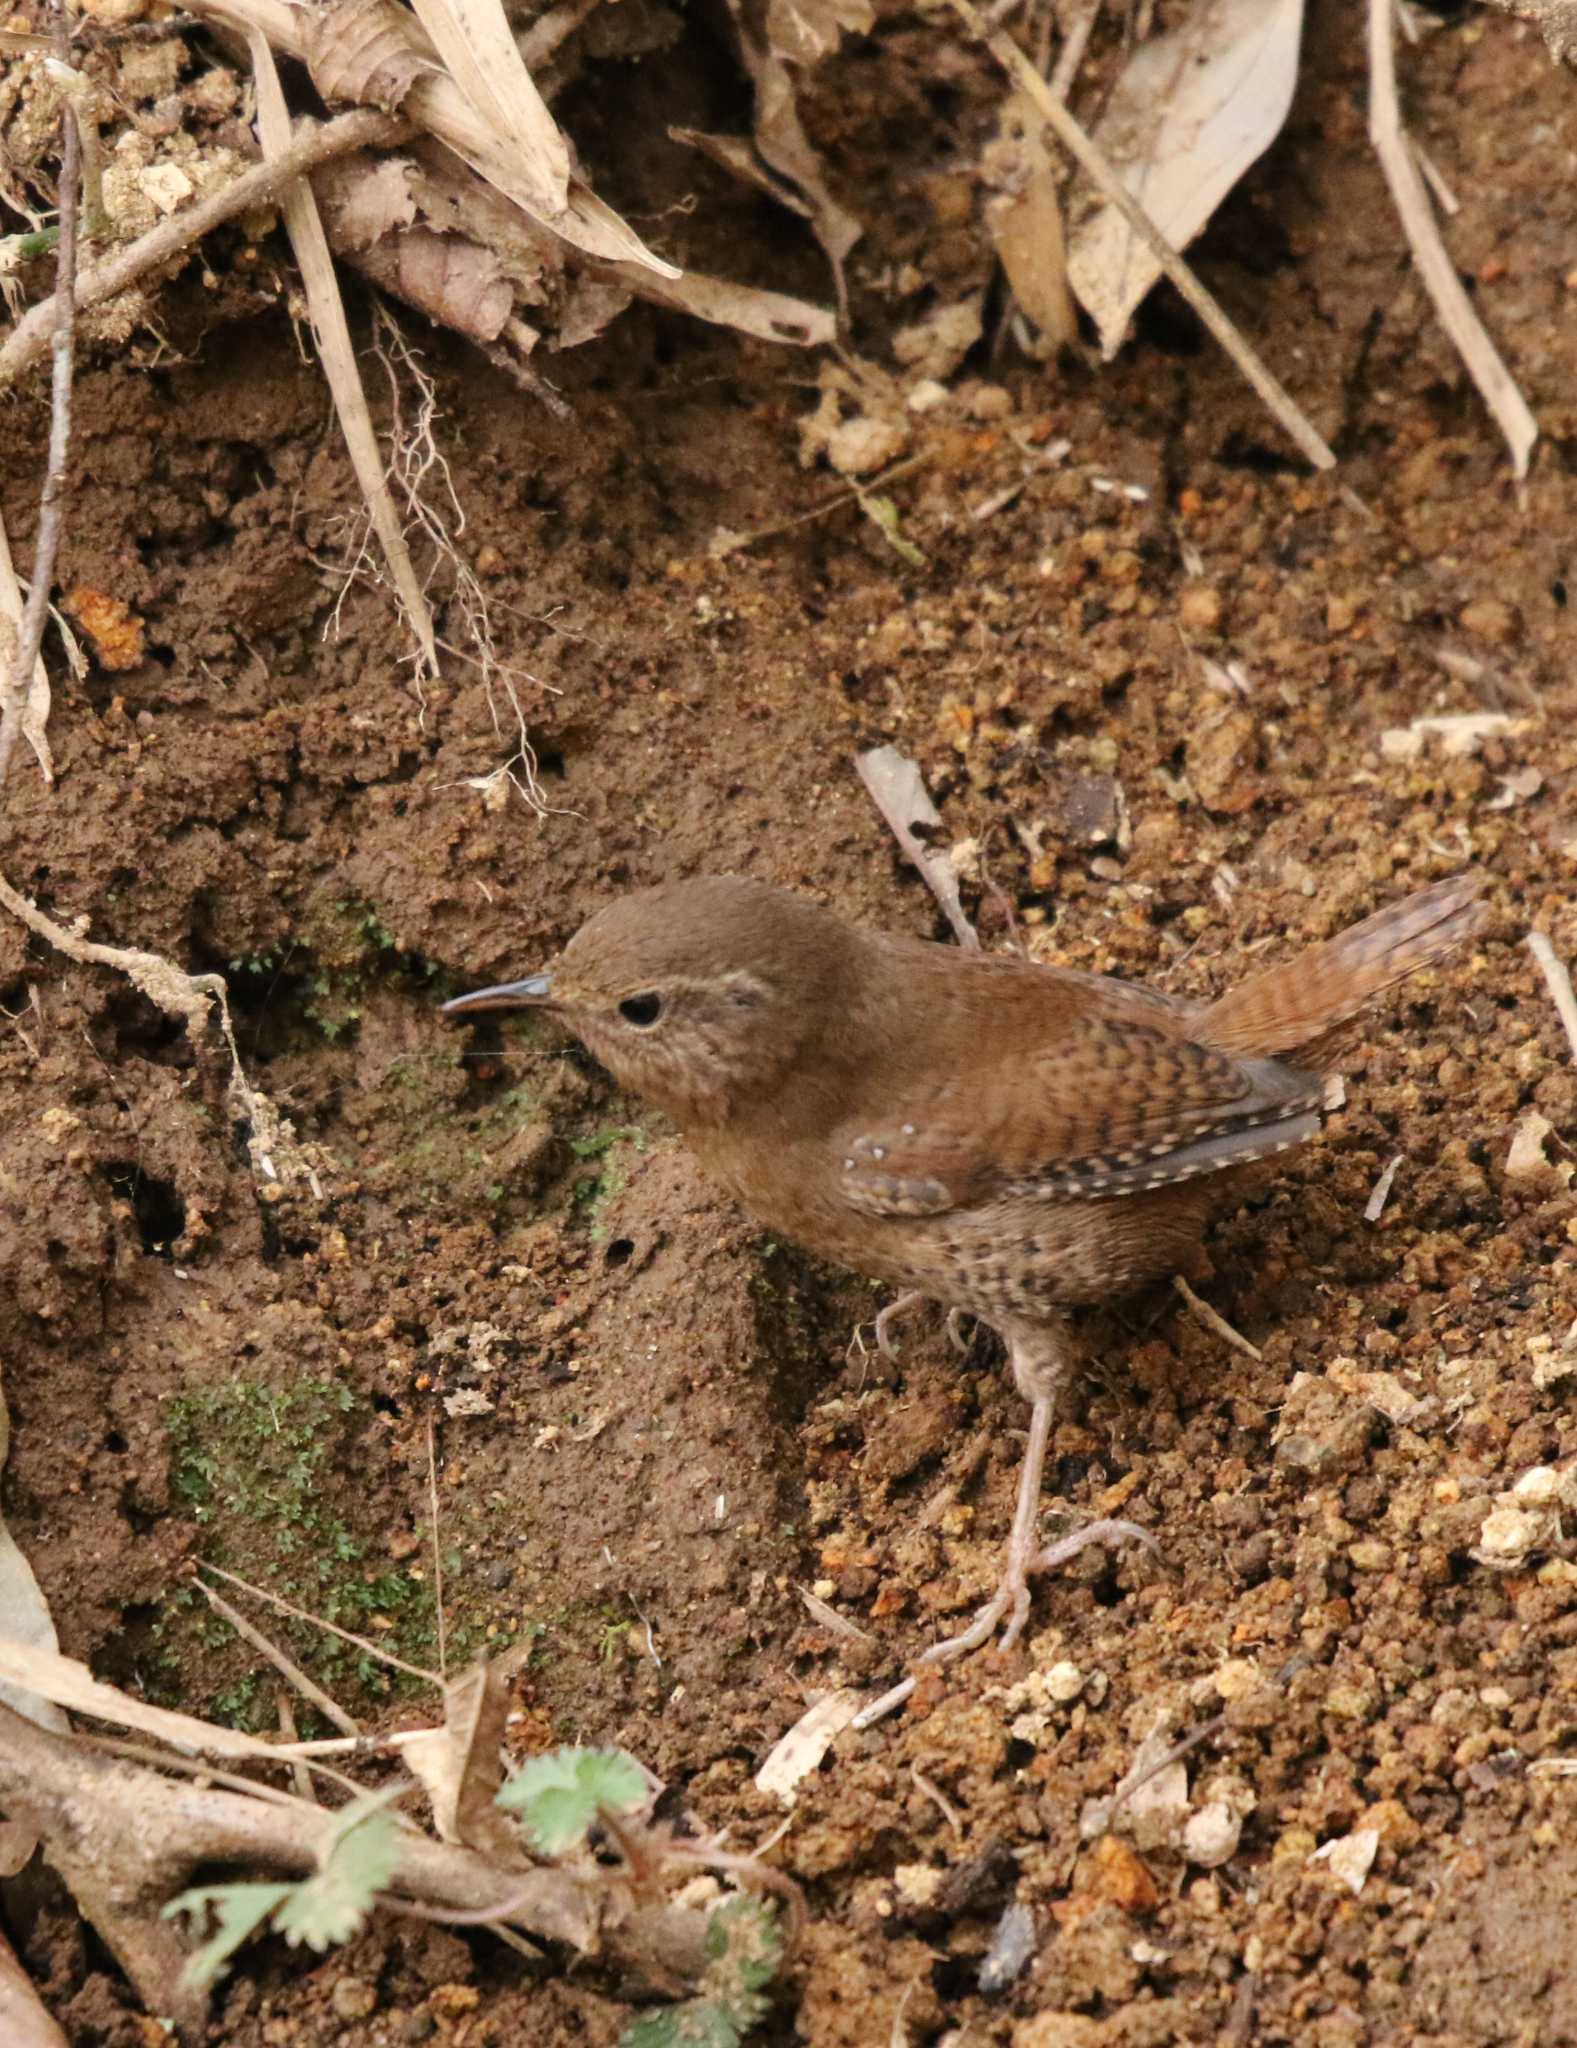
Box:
444;871;1480;1711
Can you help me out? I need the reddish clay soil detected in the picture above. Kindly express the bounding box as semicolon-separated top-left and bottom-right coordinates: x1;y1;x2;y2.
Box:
3;4;1577;2044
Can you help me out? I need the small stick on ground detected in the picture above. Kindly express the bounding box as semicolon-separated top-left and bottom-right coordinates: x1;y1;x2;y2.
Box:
1527;932;1577;1067
1364;1152;1403;1224
949;0;1337;471
0;110;407;389
427;1413;447;1679
1367;0;1537;476
191;1576;361;1738
1173;1275;1262;1363
0;4;81;795
198;1560;439;1685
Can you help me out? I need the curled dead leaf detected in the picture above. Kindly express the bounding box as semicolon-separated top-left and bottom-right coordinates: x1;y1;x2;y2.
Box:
306;0;440;111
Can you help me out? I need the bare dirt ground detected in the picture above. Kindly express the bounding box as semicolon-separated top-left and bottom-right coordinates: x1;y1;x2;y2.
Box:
3;3;1577;2043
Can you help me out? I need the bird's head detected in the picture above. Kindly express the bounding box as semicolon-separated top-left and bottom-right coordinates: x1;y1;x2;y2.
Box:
442;876;853;1124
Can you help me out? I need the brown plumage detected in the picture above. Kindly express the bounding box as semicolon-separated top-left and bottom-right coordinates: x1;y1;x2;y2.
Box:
444;870;1481;1714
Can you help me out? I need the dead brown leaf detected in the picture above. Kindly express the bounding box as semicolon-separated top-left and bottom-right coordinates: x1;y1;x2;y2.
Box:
305;0;440;110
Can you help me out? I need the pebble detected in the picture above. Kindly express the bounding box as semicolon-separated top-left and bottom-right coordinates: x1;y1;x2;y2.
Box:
330;1977;376;2021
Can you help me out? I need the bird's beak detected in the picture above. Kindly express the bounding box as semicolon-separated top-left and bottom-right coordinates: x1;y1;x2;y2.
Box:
441;971;555;1017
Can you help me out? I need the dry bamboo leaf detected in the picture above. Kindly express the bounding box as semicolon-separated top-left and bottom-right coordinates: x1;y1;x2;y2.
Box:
249;30;440;680
306;0;440;110
0;1368;68;1876
407;0;569;208
195;0;679;277
369;140;833;348
1066;0;1305;357
598;259;836;346
983;90;1074;355
0;1636;281;1759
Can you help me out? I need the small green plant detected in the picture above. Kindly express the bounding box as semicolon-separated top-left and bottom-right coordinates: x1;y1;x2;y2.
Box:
165;1795;399;1989
619;1896;785;2048
495;1749;785;2047
497;1744;647;1854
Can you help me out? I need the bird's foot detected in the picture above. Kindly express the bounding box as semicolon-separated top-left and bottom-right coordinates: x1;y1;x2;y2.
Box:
853;1516;1152;1728
871;1290;927;1362
867;1293;977;1363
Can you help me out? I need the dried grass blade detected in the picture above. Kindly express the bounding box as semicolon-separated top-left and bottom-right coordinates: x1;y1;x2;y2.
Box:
247;28;440;683
406;0;567;204
1367;0;1537;476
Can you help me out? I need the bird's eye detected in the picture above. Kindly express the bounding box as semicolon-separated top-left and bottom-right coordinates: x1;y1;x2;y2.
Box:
618;992;663;1028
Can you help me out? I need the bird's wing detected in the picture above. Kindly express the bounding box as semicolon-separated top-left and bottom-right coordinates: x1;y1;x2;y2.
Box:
835;1011;1326;1217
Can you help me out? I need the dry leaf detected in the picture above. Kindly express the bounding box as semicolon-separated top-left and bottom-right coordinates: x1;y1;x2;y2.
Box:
983;91;1074;354
855;744;979;950
403;1661;525;1859
0;1373;68;1876
306;0;440;109
670;125;814;218
765;0;872;65
319;153;419;248
1066;0;1305;357
754;1690;861;1804
722;0;862;290
0;1636;281;1759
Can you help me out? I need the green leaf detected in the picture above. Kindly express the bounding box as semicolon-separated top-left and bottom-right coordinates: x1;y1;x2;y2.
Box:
497;1745;647;1854
620;2005;741;2048
164;1882;293;1991
277;1804;401;1952
858;492;927;570
701;1898;782;2024
617;1900;783;2048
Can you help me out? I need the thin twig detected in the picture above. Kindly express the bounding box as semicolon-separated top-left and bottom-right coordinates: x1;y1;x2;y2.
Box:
197;1560;439;1686
191;1576;361;1737
1367;0;1537;476
709;452;931;557
0;109;407;389
1527;933;1577;1067
427;1412;447;1680
1173;1275;1262;1362
949;0;1336;470
0;10;81;796
1048;0;1101;103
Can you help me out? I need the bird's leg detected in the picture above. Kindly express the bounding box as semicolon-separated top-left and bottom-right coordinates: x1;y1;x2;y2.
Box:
872;1289;928;1361
854;1323;1151;1729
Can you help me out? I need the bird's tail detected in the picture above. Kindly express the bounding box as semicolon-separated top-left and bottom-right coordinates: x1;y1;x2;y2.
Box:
1198;872;1483;1059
